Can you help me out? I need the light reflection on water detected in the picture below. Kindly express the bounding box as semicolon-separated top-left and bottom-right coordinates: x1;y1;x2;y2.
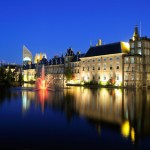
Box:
0;85;150;149
22;87;150;143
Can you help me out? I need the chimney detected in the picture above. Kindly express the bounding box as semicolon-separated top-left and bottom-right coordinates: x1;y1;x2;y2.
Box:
96;39;102;46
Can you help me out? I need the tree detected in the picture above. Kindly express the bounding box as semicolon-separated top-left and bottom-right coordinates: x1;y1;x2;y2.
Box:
0;66;6;82
5;68;15;82
18;72;23;82
64;68;72;81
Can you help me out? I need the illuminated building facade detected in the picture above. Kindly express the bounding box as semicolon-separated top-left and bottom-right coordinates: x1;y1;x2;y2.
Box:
23;64;36;82
35;43;130;87
22;45;48;82
36;55;64;87
124;27;150;88
24;27;150;88
79;41;129;86
70;52;85;84
34;53;47;64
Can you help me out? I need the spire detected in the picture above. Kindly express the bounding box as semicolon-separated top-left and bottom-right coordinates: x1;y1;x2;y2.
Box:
132;26;139;41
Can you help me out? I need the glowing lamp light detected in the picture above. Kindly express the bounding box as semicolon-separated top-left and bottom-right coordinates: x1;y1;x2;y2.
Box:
121;121;130;138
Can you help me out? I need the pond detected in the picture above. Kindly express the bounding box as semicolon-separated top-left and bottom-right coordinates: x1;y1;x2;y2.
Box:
0;85;150;150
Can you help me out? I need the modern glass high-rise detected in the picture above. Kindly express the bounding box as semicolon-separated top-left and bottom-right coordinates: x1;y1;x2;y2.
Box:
22;45;32;65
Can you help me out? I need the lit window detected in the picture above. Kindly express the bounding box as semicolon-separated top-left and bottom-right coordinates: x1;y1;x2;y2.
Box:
98;58;101;62
131;50;134;55
116;57;120;60
137;49;141;55
92;65;95;70
131;74;134;80
116;75;119;80
131;43;134;48
131;57;134;63
110;64;113;70
125;66;128;71
109;72;113;78
103;74;106;80
116;64;119;69
125;74;128;80
138;41;141;47
125;57;129;63
93;75;95;80
87;66;89;71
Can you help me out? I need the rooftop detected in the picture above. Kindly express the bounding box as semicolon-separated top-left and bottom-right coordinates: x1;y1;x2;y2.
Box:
84;42;130;57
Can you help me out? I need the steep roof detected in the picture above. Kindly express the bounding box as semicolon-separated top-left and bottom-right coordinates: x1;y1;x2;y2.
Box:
65;48;75;56
84;42;129;57
71;53;85;62
49;56;64;65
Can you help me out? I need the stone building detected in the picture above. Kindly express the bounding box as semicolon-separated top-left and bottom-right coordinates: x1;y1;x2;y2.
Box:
70;52;85;84
23;63;36;82
124;27;150;88
23;27;150;88
80;41;129;86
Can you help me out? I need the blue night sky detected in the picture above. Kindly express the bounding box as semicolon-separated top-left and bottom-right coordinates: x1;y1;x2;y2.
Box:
0;0;150;64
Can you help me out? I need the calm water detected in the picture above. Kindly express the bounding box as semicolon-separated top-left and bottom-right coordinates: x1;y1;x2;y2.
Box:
0;85;150;150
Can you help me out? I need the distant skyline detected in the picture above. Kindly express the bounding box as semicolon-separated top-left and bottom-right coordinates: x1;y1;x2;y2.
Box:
0;0;150;64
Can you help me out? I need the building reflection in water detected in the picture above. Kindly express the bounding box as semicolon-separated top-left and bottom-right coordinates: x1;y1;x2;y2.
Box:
21;87;150;146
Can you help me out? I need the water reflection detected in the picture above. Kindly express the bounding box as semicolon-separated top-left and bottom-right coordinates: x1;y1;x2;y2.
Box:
0;86;21;105
20;87;150;145
0;85;150;148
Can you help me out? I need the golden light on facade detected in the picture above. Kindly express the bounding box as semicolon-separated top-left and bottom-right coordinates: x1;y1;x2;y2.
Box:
121;42;130;53
121;121;130;138
131;128;135;143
